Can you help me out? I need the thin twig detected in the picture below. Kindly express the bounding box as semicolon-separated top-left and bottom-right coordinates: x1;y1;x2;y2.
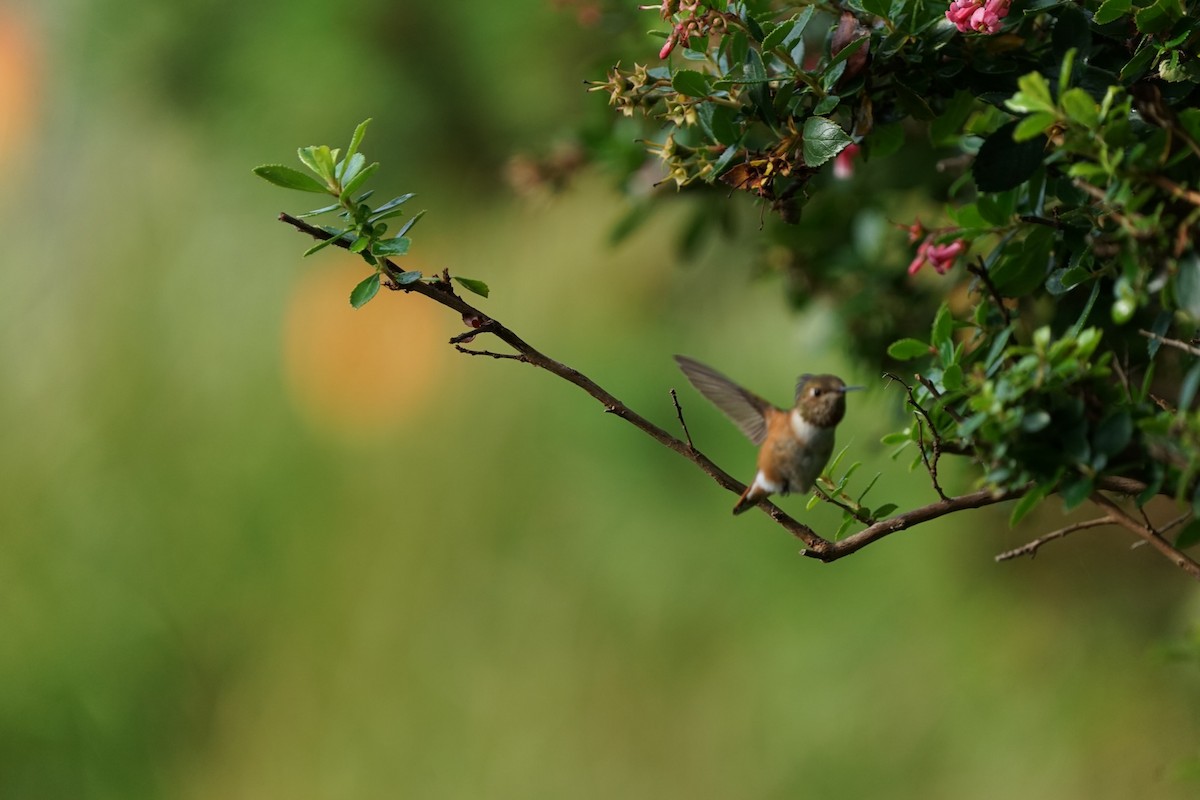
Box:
1139;328;1200;358
884;371;949;500
995;516;1115;562
453;345;528;361
967;257;1012;326
670;389;694;450
915;374;965;424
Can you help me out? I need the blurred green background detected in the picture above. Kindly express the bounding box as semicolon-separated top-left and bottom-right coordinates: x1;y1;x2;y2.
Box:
1;1;1199;797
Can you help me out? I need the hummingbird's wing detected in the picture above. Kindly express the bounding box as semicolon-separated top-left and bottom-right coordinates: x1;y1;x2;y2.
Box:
674;355;774;445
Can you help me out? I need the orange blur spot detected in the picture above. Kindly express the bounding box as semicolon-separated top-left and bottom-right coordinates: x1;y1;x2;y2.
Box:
0;8;41;166
283;257;446;440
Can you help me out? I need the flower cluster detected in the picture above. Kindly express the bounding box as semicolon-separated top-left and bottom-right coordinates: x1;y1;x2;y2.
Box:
946;0;1011;35
646;0;730;59
908;233;966;275
586;63;654;118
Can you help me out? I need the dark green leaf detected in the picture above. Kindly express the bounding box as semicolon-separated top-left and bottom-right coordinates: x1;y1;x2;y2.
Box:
1135;0;1183;34
296;202;342;218
672;69;711;98
303;229;347;257
862;0;893;19
802;116;851;167
931;303;953;350
887;338;931;361
253;164;330;194
973;121;1047;193
1146;312;1171;358
1175;520;1200;549
1174;252;1200;318
393;270;422;285
1093;412;1132;458
892;81;934;121
827;37;868;71
761;18;795;51
350;273;381;308
1060;474;1093;512
873;503;898;519
930;90;975;146
454;277;490;298
372;237;411;257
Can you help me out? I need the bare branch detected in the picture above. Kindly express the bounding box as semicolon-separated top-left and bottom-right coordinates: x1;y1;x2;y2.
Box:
276;213;1194;576
995;516;1115;562
1088;492;1200;580
1139;328;1200;358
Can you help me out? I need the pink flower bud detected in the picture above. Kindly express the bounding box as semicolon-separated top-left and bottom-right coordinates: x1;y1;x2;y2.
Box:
833;144;860;180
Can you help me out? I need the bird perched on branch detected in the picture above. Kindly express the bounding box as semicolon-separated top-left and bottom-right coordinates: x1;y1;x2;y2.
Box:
675;355;860;515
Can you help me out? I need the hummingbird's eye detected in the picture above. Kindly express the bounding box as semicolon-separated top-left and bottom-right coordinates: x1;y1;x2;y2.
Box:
811;387;822;397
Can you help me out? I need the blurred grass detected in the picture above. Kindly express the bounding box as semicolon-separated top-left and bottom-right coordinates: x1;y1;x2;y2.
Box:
0;1;1198;798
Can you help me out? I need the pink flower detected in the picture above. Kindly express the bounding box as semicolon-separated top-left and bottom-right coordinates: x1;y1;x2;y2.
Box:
906;218;925;243
833;144;860;180
909;237;966;275
946;0;1010;35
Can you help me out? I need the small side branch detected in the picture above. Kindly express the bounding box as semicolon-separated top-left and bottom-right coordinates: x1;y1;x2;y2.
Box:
884;372;949;501
967;257;1012;326
995;516;1114;562
670;389;694;450
1138;328;1200;358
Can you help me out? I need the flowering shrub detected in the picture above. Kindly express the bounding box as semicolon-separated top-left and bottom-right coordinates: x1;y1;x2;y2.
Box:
584;1;1200;551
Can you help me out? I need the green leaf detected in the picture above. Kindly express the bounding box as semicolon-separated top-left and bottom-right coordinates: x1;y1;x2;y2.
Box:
973;120;1046;193
394;209;427;239
339;162;379;202
1010;484;1050;527
931;303;953;350
802;116;851;168
761;17;795;51
1061;88;1099;128
372;237;411;257
350;273;381;308
1180;362;1200;409
1060;474;1093;512
888;338;931;361
345;118;371;163
867;122;904;159
298;145;337;185
1005;72;1055;115
1174;252;1200;319
454;277;490;298
892;81;934;121
942;363;963;391
393;270;422;285
1093;0;1131;25
303;229;347;257
827;36;868;71
672;69;711;98
1135;0;1183;34
930;90;975;146
1093;412;1132;459
253;164;331;194
1013;112;1056;142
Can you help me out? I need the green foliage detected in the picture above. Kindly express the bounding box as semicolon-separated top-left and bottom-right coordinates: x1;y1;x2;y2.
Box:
580;1;1200;533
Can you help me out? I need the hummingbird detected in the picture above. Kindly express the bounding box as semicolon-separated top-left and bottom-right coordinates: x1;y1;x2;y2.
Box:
674;355;859;515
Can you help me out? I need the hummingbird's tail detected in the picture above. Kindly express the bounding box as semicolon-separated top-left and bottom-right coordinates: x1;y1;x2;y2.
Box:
732;484;764;515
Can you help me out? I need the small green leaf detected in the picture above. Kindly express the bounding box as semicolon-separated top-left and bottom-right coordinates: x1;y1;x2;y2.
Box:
873;503;898;519
454;277;490;298
931;303;953;350
930;90;975;146
827;36;868;71
393;270;423;285
350;273;381;308
942;363;963;391
888;338;931;361
253;164;331;194
1014;112;1056;142
672;69;711;98
1061;88;1099;128
394;209;427;239
1060;475;1093;512
345;118;371;163
1093;0;1131;25
1010;484;1050;527
802;116;851;168
761;17;796;51
1005;72;1055;114
372;237;411;257
303;230;346;257
339;162;379;202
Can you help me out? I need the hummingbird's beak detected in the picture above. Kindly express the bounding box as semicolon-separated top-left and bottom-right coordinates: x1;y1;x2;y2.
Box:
842;385;865;393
